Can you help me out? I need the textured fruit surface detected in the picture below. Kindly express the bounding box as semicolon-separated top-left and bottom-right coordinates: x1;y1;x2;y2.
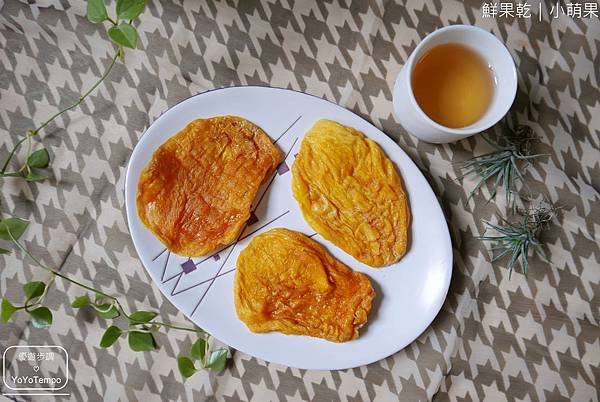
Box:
137;116;281;256
292;119;410;267
234;228;375;342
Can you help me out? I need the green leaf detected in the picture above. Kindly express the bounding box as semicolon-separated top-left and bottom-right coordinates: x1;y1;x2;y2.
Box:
1;299;17;322
177;356;197;378
129;310;157;323
128;331;156;352
108;23;137;49
0;218;29;241
0;247;9;254
191;338;207;361
96;303;120;319
71;295;91;308
23;281;46;300
100;325;122;348
206;349;228;371
87;0;108;23
27;148;50;168
25;172;47;182
30;307;52;328
116;0;145;20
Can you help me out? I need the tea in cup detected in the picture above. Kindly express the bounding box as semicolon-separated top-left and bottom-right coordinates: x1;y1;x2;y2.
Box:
393;25;517;144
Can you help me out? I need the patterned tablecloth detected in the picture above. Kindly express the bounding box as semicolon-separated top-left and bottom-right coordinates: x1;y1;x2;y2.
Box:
1;0;599;401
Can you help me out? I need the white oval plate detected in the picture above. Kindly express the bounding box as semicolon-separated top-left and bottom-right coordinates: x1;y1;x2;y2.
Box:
125;86;452;370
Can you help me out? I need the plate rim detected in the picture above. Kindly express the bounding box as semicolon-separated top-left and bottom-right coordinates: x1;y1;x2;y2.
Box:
124;85;453;370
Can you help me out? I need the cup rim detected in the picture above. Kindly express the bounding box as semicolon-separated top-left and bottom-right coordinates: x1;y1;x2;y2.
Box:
406;24;518;136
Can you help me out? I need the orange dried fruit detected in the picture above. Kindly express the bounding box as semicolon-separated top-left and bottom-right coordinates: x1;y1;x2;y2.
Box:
292;119;410;267
137;116;281;256
234;228;375;342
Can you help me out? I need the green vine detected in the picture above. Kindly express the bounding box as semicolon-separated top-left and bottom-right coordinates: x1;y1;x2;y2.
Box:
0;0;227;378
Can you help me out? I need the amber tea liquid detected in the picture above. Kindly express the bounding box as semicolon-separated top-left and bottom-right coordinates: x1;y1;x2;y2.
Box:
411;43;494;129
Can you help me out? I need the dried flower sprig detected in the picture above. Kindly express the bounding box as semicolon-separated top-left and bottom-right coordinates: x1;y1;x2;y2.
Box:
478;202;558;277
460;125;546;206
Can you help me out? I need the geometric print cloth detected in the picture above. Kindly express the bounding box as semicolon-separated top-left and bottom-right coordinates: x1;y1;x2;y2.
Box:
0;0;598;401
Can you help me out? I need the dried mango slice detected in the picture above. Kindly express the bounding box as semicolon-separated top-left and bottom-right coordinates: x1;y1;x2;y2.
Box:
234;228;375;342
292;119;410;267
137;116;281;256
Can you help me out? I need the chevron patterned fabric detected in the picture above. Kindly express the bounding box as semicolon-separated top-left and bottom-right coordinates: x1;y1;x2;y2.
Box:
1;0;598;401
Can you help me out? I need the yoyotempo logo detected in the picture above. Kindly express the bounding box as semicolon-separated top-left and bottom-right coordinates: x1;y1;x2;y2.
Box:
3;345;68;392
10;374;63;386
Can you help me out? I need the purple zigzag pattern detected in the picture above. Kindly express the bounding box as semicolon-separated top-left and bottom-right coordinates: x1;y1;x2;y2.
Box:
172;210;290;297
172;231;318;297
159;209;292;298
273;114;302;144
186;135;301;313
146;115;303;311
192;136;299;268
149;115;303;265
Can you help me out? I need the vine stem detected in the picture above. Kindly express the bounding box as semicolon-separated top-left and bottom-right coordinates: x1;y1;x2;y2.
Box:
24;273;56;312
32;52;119;135
1;51;120;175
8;230;204;335
0;136;27;174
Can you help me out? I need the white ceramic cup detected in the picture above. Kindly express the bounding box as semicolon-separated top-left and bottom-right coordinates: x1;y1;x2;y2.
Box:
393;25;517;144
